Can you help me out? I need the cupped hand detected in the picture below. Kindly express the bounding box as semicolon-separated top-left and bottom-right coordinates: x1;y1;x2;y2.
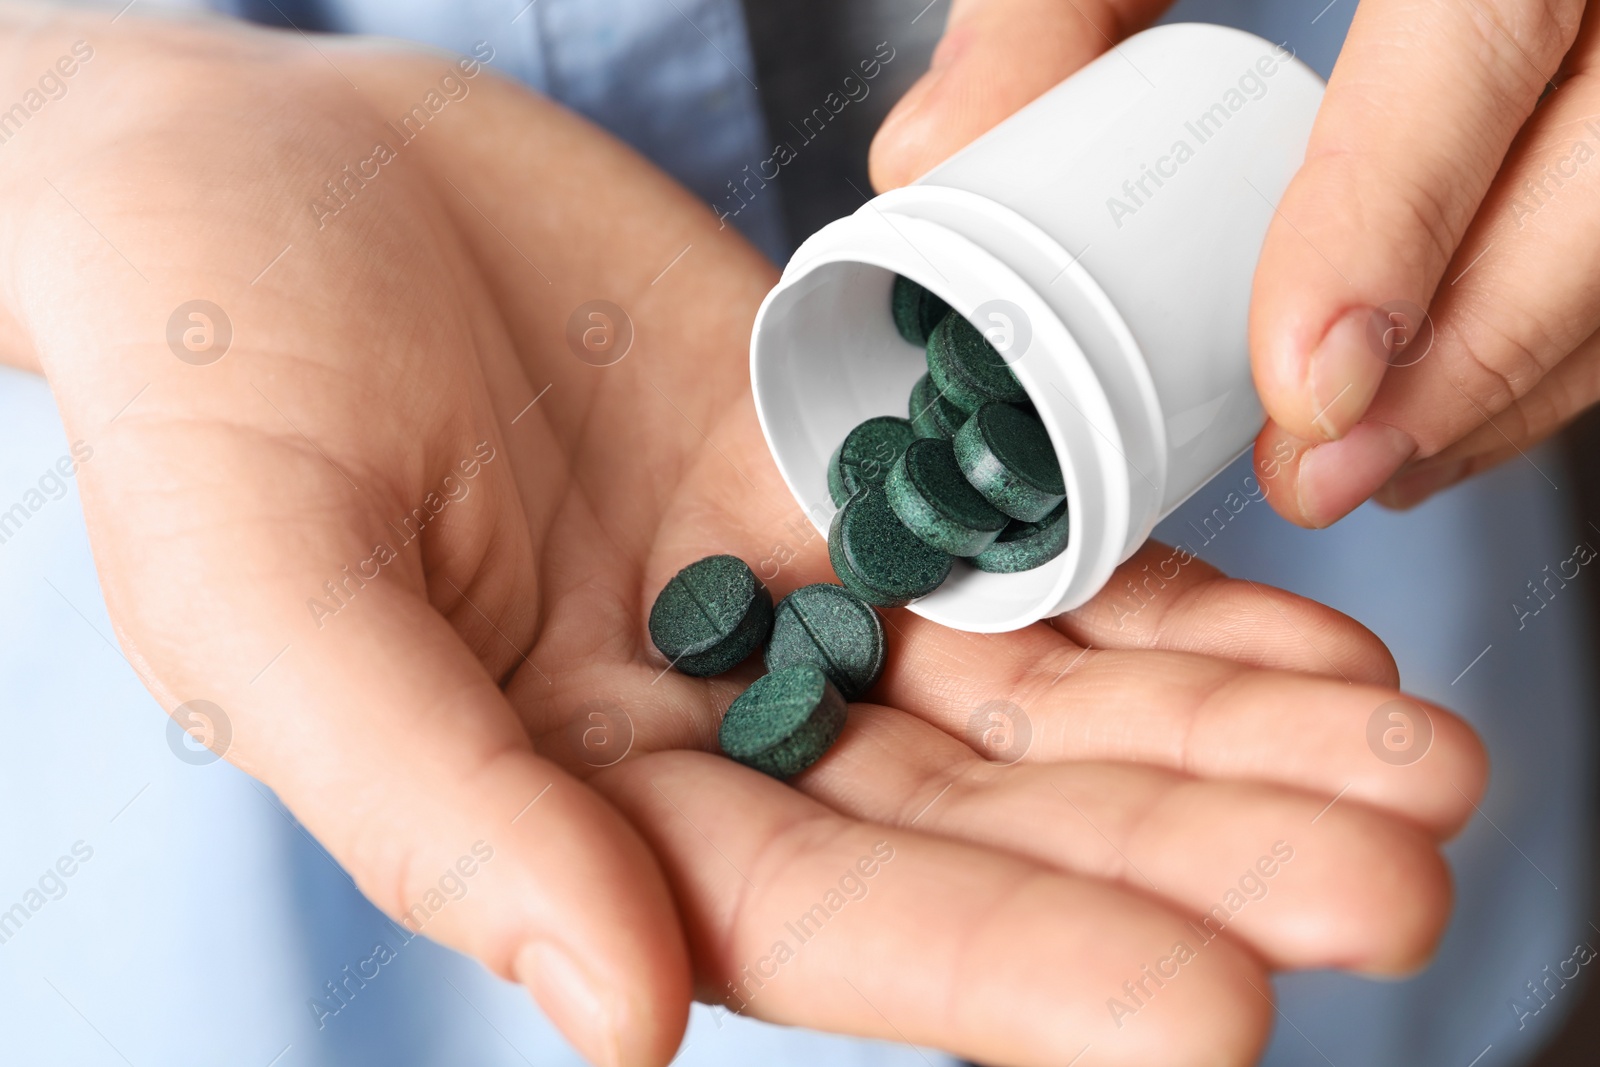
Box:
3;12;1484;1067
871;0;1600;526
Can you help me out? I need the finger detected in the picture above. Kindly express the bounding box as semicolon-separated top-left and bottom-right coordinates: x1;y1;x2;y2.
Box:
1250;0;1584;447
1268;15;1600;524
664;443;1468;832
801;705;1451;974
1057;540;1399;686
877;614;1486;836
601;750;1272;1067
1377;326;1600;508
868;0;1171;190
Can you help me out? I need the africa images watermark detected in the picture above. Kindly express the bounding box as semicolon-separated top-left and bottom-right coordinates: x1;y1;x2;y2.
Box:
1105;841;1295;1028
0;441;94;548
1512;537;1598;630
0;840;95;947
0;39;94;147
756;504;831;582
305;441;497;629
1103;437;1293;629
309;840;495;1029
1507;119;1600;230
713;840;897;1017
712;41;896;229
310;41;496;231
1509;941;1597;1031
1105;42;1296;229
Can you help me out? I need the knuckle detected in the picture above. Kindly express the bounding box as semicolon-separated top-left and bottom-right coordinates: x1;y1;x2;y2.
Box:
731;816;854;950
1502;344;1600;444
889;753;980;829
1465;0;1583;83
1296;149;1467;281
1430;303;1558;451
1386;164;1468;275
1015;641;1097;707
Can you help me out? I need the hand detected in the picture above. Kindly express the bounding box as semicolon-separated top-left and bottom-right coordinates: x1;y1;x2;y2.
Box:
1252;0;1597;523
5;12;1483;1067
871;0;1600;526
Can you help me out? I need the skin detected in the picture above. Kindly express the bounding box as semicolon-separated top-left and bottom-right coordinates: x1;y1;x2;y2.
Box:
870;0;1600;527
0;9;1486;1067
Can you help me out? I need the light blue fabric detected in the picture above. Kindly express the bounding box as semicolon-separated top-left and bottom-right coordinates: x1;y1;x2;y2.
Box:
0;0;1590;1064
310;0;788;263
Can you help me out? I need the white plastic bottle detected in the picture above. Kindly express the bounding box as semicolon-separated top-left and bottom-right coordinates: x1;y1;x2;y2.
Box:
750;23;1324;632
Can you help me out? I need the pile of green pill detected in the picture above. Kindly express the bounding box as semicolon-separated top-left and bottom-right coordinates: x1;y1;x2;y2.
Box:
648;556;887;779
827;276;1070;605
644;279;1066;782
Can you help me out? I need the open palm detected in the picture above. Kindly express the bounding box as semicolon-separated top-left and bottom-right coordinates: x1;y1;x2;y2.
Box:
2;16;1485;1067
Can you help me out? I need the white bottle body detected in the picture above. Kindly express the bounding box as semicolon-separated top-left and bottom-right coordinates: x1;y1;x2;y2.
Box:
750;23;1324;632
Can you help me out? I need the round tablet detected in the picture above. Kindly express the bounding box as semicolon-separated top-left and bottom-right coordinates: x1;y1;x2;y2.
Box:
890;275;951;347
926;312;1029;415
908;372;965;440
828;485;953;608
971;500;1071;573
886;437;1009;557
765;583;886;700
953;403;1066;523
719;665;847;779
827;416;917;507
647;554;774;677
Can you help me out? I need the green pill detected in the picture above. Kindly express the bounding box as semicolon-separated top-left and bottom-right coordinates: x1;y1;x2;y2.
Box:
647;554;774;677
890;275;951;347
765;583;886;701
886;437;1008;557
827;416;917;507
718;665;848;779
908;372;965;440
926;312;1029;415
953;402;1066;523
971;500;1071;573
828;484;953;608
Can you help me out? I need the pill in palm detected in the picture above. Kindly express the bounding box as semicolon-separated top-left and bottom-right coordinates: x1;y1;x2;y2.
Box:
765;583;886;701
886;437;1009;557
954;402;1066;523
890;274;951;347
718;665;848;779
971;500;1071;573
647;554;774;677
827;415;917;507
828;484;953;608
926;312;1029;415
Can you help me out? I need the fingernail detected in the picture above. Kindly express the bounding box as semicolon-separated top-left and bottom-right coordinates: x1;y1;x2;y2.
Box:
517;942;621;1067
1376;460;1466;510
1307;308;1387;441
1296;422;1417;527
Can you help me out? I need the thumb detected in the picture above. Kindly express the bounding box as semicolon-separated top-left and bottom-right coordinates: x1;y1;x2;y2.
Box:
1248;0;1576;449
869;0;1172;191
74;422;692;1067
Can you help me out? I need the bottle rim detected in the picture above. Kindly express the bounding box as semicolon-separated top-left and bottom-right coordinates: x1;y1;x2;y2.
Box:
751;202;1145;632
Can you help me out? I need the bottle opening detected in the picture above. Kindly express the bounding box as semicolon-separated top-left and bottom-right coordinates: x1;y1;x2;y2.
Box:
751;231;1123;633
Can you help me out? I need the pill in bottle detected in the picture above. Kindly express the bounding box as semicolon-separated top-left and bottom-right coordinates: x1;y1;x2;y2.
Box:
750;23;1325;633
